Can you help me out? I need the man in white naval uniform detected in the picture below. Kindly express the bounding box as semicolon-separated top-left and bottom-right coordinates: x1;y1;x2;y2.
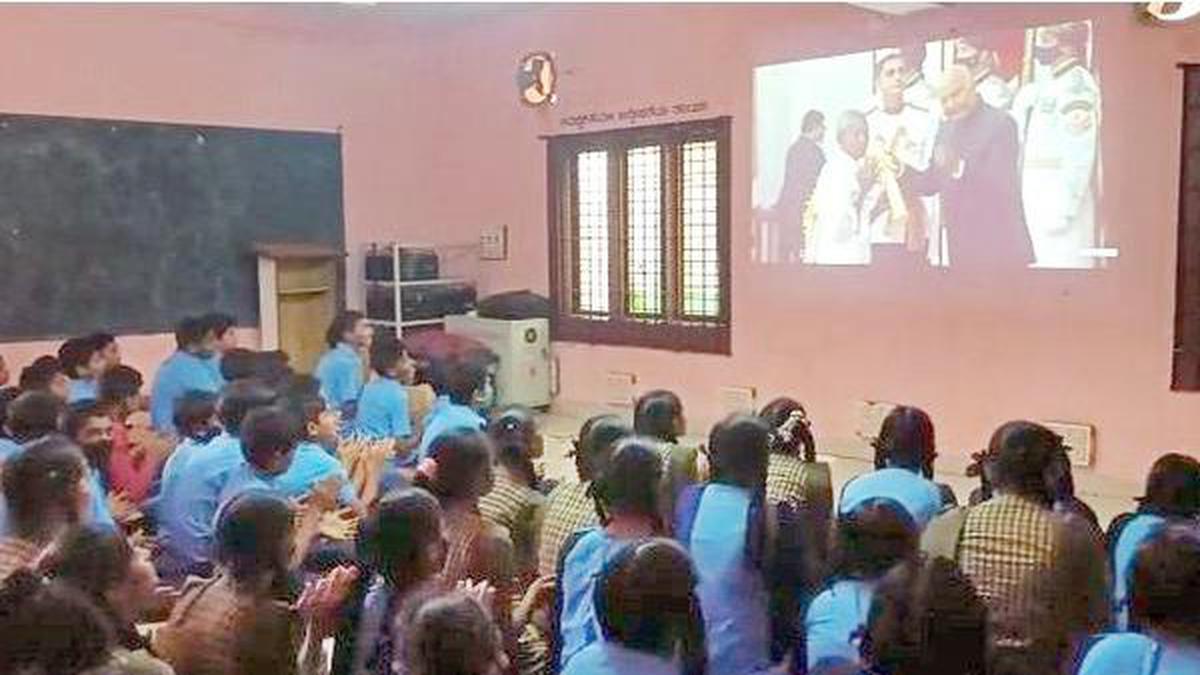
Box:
804;111;871;265
1012;21;1100;268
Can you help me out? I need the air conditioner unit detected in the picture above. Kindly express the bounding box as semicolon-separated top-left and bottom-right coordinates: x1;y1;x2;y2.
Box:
444;314;553;408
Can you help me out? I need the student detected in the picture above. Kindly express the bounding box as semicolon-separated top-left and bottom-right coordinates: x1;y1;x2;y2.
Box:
150;316;224;434
315;310;373;417
355;336;416;456
63;401;120;530
155;390;221;493
217;405;304;507
416;354;488;462
399;591;508;675
760;396;833;573
155;380;276;582
674;414;774;675
480;406;546;581
1047;443;1100;531
805;498;918;672
0;389;64;462
350;488;448;675
201;311;238;383
274;392;356;506
840;406;945;529
19;354;70;401
537;415;630;577
99;365;167;506
1077;526;1200;675
0;436;92;580
0;568;119;675
871;405;958;508
564;538;707;675
89;332;122;371
634;389;700;513
0;386;18;441
43;524;174;674
154;490;360;675
219;347;259;384
59;335;108;404
1106;453;1200;630
554;437;666;669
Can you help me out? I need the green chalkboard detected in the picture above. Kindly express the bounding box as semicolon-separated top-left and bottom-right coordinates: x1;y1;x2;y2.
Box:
0;113;344;340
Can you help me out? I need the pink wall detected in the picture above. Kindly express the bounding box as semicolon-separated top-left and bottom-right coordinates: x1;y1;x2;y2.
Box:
0;4;1195;489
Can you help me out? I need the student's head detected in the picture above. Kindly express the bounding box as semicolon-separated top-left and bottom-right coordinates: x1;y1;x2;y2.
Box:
174;316;212;353
58;336;106;381
1138;453;1200;518
831;498;919;580
371;335;417;383
984;420;1062;504
44;524;160;629
416;428;496;503
202;312;238;353
20;355;70;401
253;350;294;389
219;348;258;382
326;310;371;349
572;414;632;483
873;406;935;475
239;406;302;476
0;570;115;675
217;379;278;436
759;397;816;462
592;437;665;526
87;333;120;371
801;109;826;143
1044;444;1077;503
360;488;446;588
173;390;220;443
215;490;294;592
634;389;685;442
708;414;771;490
403;591;506;675
487;406;543;487
98;364;144;416
430;354;490;406
5;390;64;442
287;391;339;451
2;436;91;540
1128;525;1200;642
64;401;114;470
595;538;705;668
861;557;989;675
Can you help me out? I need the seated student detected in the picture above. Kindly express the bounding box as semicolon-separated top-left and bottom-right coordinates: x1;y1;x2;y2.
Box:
0;437;92;580
315;310;373;418
1077;526;1200;675
89;332;122;371
398;591;508;675
100;365;169;506
150;317;224;434
1047;444;1100;531
155;380;276;582
840;406;945;529
201;312;238;384
59;335;109;404
554;438;666;669
1106;453;1200;630
564;538;707;675
0;386;18;440
537;415;630;577
416;354;488;462
480;406;546;581
634;389;700;516
219;347;259;384
349;488;447;675
154;490;360;675
355;336;416;456
273;392;356;507
64;401;121;530
42;524;174;674
217;406;304;507
155;390;221;493
19;354;70;401
805;498;918;672
0;391;68;532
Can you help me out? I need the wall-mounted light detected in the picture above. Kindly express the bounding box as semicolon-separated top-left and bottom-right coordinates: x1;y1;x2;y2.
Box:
1140;2;1200;24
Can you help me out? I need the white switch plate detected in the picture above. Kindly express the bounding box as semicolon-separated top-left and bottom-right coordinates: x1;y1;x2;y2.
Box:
855;399;898;444
480;225;508;260
604;371;637;407
718;386;757;415
1041;420;1095;468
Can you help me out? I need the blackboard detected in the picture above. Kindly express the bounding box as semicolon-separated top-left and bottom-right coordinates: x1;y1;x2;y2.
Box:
0;113;344;340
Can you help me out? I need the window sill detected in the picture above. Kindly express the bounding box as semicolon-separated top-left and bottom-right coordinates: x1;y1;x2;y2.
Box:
551;314;730;355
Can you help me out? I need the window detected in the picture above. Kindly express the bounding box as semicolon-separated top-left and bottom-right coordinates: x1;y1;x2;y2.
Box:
547;117;731;353
1173;65;1200;390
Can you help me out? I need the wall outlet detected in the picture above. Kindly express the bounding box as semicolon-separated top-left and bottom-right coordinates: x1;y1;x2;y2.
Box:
604;371;637;407
1041;420;1095;468
718;386;757;415
854;399;898;444
480;225;508;260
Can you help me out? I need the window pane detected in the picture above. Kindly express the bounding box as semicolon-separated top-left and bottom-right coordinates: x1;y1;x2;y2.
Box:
625;145;663;316
680;140;720;318
576;150;609;314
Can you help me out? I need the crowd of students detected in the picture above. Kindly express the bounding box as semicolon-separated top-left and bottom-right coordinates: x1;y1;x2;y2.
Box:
0;310;1197;675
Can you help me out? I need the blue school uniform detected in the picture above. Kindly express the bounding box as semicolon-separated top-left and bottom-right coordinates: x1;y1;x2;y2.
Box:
839;467;944;529
150;351;224;434
87;466;116;529
562;642;679;675
1111;513;1168;630
155;432;244;578
274;442;356;505
679;483;772;675
1078;632;1200;675
355;377;412;443
558;528;627;669
0;437;20;462
805;579;876;670
217;461;284;507
315;343;364;414
67;378;99;403
416;395;485;462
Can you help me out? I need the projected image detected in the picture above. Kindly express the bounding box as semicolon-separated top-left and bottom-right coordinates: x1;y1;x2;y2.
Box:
753;20;1107;269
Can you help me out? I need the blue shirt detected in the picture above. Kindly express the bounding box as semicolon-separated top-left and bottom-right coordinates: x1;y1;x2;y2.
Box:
559;528;627;668
563;642;679;675
156;433;244;575
204;354;226;386
355;377;413;445
1111;513;1168;631
315;343;364;413
158;436;212;497
805;579;876;670
417;395;485;462
839;467;944;529
1078;632;1200;675
217;461;282;508
150;351;224;434
274;442;356;505
681;483;772;675
67;378;99;403
0;439;22;535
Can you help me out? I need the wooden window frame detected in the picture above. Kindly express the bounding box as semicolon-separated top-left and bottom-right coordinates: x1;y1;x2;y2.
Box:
547;117;732;354
1173;64;1200;390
